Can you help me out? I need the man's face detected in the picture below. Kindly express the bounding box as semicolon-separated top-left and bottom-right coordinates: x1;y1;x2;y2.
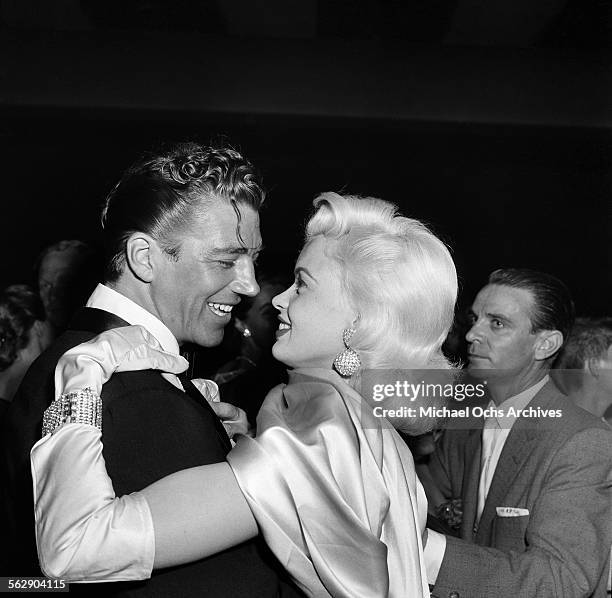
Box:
466;284;542;381
38;250;80;328
150;202;262;347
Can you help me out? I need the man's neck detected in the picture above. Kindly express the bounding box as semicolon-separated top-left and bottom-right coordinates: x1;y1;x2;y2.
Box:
106;279;156;316
569;382;612;418
95;281;182;354
488;368;549;405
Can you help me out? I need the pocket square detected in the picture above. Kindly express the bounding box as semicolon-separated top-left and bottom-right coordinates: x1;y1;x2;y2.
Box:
496;507;529;517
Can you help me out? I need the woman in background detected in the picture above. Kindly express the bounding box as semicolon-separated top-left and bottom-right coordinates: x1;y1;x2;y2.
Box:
32;193;457;597
0;285;53;421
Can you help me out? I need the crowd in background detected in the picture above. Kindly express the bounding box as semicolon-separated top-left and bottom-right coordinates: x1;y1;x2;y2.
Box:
1;239;610;428
0;140;609;596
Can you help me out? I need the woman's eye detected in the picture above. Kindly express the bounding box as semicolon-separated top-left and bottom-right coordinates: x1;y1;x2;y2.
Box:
295;277;305;293
492;319;504;328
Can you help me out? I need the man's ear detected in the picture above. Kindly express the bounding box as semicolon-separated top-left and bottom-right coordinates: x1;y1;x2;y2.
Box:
587;346;612;378
534;330;564;361
586;356;601;378
125;232;157;283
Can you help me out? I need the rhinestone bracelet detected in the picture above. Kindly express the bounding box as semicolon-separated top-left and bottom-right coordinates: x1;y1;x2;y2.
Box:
42;388;102;436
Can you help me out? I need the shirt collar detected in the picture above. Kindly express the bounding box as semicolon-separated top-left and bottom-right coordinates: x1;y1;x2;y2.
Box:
487;374;549;426
86;283;180;356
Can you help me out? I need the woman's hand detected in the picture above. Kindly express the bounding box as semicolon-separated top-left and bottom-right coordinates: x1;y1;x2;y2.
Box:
54;325;188;399
188;378;251;439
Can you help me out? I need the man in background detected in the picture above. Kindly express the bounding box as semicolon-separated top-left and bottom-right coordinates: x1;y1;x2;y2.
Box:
554;316;612;424
425;268;612;597
36;239;102;332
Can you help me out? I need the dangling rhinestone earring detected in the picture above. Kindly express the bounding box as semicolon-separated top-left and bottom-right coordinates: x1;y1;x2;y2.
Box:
333;328;361;377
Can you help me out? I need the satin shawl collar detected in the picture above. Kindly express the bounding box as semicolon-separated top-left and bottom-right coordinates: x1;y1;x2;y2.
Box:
231;367;429;597
476;380;560;538
285;368;387;522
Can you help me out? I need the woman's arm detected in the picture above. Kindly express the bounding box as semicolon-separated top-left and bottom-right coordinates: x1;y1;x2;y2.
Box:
32;423;257;580
143;461;257;568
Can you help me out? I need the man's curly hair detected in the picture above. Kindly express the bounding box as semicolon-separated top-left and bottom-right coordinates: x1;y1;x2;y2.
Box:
101;142;265;281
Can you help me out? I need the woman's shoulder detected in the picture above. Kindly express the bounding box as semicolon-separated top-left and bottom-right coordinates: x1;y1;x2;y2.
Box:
254;370;362;441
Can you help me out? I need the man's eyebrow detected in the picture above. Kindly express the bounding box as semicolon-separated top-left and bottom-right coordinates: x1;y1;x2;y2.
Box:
208;244;263;256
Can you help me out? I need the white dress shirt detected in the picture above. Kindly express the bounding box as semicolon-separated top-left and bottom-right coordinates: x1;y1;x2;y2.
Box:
476;375;549;520
424;375;549;585
86;283;183;391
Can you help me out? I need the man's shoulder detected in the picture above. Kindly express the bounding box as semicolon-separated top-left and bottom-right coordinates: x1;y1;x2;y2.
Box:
14;329;98;404
536;381;611;438
100;369;182;403
30;329;96;370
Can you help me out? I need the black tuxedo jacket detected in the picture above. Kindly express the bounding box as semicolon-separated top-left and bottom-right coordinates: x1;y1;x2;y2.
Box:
1;307;292;597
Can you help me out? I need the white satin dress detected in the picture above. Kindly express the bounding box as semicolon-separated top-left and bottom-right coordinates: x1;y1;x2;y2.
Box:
228;368;429;597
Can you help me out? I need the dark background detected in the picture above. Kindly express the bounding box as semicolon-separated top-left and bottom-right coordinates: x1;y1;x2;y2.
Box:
1;0;610;316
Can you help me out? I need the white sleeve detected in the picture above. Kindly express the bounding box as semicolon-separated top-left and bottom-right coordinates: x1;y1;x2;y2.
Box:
31;424;155;582
423;529;447;585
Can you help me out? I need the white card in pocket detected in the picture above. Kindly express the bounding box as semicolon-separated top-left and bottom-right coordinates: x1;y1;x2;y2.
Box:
496;507;529;517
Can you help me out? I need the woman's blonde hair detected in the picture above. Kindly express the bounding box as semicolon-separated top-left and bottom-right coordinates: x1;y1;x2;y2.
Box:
305;192;457;372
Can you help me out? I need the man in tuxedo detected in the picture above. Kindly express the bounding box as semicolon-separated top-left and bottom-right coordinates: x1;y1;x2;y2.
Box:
425;268;612;598
0;143;295;596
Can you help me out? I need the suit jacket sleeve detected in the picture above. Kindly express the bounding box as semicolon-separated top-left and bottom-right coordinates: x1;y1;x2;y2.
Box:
433;427;612;598
427;427;458;504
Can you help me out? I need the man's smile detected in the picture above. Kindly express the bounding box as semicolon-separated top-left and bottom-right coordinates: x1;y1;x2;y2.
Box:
207;302;235;317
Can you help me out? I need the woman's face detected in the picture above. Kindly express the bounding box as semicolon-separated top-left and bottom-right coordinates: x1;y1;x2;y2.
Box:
272;237;353;370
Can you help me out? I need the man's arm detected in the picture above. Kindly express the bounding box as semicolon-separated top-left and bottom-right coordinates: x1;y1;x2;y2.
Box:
426;426;471;506
420;428;461;586
432;428;612;597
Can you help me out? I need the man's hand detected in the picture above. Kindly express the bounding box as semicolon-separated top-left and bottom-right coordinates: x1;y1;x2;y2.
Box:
209;402;251;438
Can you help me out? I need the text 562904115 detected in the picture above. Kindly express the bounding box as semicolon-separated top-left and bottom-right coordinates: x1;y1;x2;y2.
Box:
0;578;68;593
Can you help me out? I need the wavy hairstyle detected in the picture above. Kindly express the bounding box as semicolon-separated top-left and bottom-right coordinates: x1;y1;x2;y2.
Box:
101;142;265;281
0;285;46;371
305;192;458;372
554;317;612;392
488;268;574;345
